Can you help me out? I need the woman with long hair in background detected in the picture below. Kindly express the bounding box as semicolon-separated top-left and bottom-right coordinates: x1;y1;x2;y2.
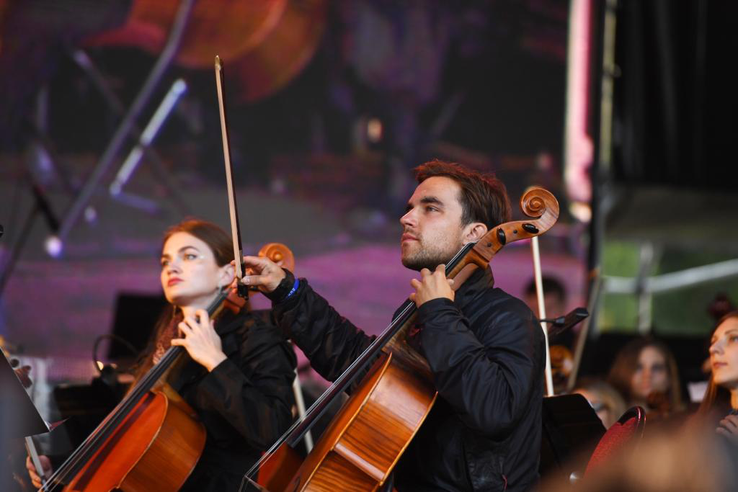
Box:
607;337;684;415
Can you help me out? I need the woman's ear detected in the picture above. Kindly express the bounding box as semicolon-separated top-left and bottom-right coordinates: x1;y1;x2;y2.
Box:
218;262;235;288
463;222;488;244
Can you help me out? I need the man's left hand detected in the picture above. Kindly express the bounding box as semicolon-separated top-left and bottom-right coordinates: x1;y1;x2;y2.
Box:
410;264;455;307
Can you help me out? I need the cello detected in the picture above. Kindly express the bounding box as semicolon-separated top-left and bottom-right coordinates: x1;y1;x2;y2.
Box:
37;243;294;492
243;187;560;491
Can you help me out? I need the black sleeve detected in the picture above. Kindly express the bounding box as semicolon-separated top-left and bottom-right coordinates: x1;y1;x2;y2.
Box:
416;298;543;438
272;278;374;383
194;320;296;450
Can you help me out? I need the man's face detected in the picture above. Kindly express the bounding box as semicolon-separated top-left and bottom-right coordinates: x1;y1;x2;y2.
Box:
399;176;471;271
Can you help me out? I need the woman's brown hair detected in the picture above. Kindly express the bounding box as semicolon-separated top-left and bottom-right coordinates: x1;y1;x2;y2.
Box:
607;337;684;412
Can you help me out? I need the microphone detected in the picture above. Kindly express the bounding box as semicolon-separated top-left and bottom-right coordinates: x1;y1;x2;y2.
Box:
541;307;589;337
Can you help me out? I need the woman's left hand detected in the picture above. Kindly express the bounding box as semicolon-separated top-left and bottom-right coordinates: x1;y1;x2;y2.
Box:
716;414;738;440
170;309;227;372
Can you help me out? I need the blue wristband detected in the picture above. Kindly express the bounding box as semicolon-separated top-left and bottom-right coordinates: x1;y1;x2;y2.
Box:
285;278;300;299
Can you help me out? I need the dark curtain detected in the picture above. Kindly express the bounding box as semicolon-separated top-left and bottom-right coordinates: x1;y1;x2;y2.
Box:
611;0;738;191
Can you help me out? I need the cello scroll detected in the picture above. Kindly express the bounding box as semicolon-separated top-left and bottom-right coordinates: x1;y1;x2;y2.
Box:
448;187;560;285
258;243;295;273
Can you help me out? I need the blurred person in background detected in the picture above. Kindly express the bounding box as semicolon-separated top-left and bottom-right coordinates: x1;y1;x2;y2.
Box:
537;422;738;492
607;337;684;416
524;276;567;322
697;311;738;441
572;377;627;429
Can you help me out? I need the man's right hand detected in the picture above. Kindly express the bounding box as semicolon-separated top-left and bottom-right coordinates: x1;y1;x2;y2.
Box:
26;454;51;488
239;255;286;293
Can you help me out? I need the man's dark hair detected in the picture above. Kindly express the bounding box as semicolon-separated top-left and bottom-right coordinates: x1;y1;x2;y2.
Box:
414;159;512;229
524;276;567;302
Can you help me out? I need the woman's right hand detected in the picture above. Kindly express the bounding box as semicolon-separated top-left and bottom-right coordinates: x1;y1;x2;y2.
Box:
26;454;52;488
238;255;286;293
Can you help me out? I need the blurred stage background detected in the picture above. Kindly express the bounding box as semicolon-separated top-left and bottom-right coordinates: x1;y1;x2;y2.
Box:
1;0;738;452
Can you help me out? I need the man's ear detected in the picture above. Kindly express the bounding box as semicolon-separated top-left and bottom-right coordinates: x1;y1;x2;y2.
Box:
462;222;488;244
219;262;236;288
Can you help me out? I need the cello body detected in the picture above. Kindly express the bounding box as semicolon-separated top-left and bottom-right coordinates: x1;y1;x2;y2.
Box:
259;307;437;491
284;352;436;491
59;384;205;492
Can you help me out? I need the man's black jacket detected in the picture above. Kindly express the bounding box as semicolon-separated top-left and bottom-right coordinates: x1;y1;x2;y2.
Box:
272;267;544;491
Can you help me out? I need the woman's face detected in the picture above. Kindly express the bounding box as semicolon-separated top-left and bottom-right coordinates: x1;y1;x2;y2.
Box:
709;317;738;390
630;345;669;401
160;232;232;309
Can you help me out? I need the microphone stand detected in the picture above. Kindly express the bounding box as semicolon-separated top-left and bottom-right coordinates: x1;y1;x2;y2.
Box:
541;307;589;338
0;176;61;296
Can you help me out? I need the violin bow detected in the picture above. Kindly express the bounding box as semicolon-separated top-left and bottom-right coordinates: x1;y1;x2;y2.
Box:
214;55;247;292
213;56;314;455
530;235;555;396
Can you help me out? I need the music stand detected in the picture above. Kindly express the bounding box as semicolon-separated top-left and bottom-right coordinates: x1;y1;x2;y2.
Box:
0;351;48;439
540;393;605;482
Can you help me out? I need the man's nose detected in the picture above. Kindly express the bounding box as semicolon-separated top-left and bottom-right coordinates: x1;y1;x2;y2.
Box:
400;209;415;227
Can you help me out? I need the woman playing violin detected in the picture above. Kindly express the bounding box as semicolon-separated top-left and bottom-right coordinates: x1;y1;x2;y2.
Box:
28;219;296;491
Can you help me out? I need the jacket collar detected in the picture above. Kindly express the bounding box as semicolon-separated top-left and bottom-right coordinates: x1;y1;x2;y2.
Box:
454;266;495;311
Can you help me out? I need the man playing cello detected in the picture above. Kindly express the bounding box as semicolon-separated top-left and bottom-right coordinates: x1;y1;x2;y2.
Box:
242;160;545;491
